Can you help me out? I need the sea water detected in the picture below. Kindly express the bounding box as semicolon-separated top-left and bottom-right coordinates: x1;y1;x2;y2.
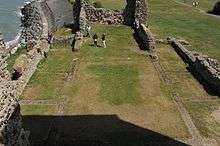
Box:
0;0;27;41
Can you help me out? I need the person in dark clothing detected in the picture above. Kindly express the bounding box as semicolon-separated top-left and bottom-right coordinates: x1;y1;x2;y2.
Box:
48;33;53;49
71;37;76;52
93;34;98;47
101;34;106;48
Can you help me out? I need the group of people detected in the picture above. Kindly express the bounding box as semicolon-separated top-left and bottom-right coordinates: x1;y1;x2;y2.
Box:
92;33;106;48
85;25;107;48
183;0;199;8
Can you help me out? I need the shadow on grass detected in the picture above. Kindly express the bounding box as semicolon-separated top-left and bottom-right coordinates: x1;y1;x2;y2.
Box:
23;115;189;146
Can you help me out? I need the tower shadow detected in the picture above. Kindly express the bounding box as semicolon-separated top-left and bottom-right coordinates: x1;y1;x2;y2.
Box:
23;115;189;146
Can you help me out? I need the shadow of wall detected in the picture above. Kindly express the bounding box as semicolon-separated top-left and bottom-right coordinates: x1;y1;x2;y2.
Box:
23;115;189;146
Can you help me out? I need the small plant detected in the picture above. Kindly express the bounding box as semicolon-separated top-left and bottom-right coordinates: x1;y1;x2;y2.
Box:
93;1;103;8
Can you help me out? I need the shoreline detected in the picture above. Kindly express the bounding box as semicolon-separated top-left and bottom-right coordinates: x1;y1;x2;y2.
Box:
5;30;21;54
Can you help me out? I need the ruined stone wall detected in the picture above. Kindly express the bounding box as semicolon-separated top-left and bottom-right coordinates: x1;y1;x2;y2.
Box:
0;1;51;144
170;38;220;95
44;0;74;30
170;39;196;65
195;56;220;94
21;1;44;43
136;24;155;51
124;0;149;27
75;0;149;26
21;0;74;42
0;70;29;146
82;0;124;25
0;37;7;73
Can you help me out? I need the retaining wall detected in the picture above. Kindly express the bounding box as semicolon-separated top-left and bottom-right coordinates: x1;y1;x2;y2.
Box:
170;38;220;95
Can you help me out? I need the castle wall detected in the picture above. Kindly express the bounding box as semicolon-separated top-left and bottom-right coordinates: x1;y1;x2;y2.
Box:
124;0;149;27
44;0;74;29
0;1;51;144
21;1;44;43
21;0;74;42
82;0;124;25
136;24;155;51
170;38;220;95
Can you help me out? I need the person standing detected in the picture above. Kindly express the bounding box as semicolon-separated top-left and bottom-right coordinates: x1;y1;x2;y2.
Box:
101;34;106;48
93;34;98;47
48;32;54;49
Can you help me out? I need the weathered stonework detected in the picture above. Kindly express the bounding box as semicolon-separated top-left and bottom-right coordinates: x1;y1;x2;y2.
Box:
0;92;23;146
0;0;51;144
21;0;74;43
124;0;149;27
170;38;220;95
21;1;44;43
83;0;124;25
0;37;30;146
136;24;156;51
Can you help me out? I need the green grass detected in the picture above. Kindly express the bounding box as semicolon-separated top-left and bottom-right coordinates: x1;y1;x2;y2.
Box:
88;64;140;105
88;0;126;9
150;0;220;61
185;101;220;138
54;28;72;37
175;0;218;11
21;43;74;100
7;46;26;72
21;105;56;115
81;24;141;62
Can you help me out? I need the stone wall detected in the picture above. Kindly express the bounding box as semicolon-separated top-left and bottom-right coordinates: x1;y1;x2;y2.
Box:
170;38;220;95
124;0;149;27
136;24;155;51
0;37;7;73
0;91;22;146
44;0;74;30
21;0;74;43
0;1;50;144
74;0;149;27
21;1;44;43
83;0;124;25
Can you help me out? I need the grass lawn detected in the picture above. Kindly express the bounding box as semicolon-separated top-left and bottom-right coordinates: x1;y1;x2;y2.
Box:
175;0;218;11
65;24;189;138
87;64;140;105
19;0;220;143
7;46;26;72
20;43;75;100
185;101;220;138
53;27;72;37
157;43;220;139
21;24;190;139
149;0;220;61
21;105;56;115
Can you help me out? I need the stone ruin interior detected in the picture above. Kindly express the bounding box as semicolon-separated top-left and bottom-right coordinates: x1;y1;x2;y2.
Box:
0;0;220;146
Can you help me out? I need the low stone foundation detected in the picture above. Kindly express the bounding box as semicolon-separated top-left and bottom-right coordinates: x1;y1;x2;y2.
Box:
169;38;220;95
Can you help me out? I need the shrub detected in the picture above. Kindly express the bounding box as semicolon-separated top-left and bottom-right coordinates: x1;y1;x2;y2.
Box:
93;1;103;8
